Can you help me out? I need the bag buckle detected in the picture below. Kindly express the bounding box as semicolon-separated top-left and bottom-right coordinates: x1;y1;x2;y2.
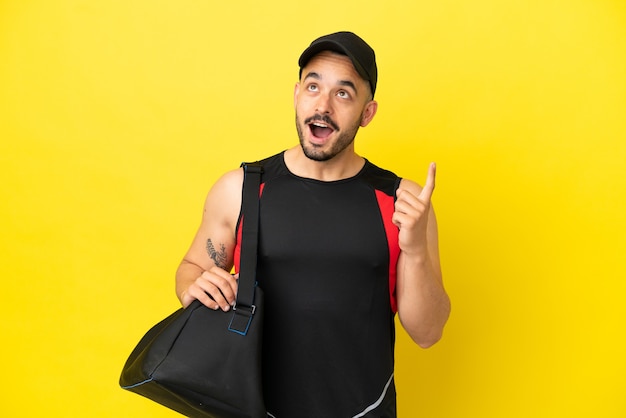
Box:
228;303;257;336
233;304;256;315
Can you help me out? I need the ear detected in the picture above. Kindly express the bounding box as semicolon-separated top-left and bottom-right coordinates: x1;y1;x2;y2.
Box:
293;83;301;108
360;100;378;127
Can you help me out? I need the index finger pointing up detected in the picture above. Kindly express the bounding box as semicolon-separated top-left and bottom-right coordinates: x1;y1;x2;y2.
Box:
418;162;436;203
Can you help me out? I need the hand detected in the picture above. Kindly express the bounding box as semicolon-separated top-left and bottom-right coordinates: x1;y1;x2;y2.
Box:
392;163;436;254
180;265;238;311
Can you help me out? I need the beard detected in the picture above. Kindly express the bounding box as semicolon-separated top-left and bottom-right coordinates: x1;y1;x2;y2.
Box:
295;112;362;162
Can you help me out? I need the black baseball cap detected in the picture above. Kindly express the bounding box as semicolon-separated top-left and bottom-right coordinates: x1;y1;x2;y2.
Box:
298;31;377;97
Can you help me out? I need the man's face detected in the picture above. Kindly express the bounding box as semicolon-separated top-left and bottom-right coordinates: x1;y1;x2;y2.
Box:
294;51;377;162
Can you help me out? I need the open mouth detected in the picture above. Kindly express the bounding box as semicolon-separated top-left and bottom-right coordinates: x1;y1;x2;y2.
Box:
305;115;338;141
309;121;335;139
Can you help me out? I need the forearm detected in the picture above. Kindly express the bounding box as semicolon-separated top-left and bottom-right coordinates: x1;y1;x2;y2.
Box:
396;252;450;348
175;259;205;305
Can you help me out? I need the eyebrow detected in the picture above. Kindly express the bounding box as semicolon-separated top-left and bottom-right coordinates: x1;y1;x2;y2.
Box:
303;71;359;95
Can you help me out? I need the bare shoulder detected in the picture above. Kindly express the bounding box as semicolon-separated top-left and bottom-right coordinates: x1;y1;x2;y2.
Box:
203;168;244;229
208;168;244;199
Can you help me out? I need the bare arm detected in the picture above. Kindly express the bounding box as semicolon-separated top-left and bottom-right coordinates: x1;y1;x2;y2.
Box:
393;164;451;348
175;168;244;310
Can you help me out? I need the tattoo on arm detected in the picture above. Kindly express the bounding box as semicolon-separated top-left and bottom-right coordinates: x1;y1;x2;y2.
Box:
206;239;228;270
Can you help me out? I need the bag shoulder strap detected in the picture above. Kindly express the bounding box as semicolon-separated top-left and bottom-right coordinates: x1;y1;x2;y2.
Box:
229;162;263;335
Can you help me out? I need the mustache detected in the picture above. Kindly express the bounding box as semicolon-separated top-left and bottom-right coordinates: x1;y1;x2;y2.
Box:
304;114;339;131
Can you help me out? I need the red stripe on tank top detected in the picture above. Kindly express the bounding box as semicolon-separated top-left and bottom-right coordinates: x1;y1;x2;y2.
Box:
375;189;400;313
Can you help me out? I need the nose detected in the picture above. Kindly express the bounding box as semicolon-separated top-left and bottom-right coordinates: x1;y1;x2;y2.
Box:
315;93;332;114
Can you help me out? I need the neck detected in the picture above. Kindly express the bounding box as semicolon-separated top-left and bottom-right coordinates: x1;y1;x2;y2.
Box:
284;146;365;181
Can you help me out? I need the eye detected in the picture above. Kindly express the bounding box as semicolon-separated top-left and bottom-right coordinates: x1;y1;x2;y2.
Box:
337;90;350;99
307;84;318;92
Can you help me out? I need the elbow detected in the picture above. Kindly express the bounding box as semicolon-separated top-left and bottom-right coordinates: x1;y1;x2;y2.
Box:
413;329;444;349
400;303;450;349
399;317;446;349
418;341;436;349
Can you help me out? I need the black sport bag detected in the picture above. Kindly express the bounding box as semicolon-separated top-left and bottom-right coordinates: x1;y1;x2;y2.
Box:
119;163;265;418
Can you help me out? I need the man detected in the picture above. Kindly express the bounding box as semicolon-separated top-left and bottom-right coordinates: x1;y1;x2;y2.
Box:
175;31;450;417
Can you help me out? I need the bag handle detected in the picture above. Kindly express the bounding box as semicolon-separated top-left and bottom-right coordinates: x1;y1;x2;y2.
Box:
229;162;263;335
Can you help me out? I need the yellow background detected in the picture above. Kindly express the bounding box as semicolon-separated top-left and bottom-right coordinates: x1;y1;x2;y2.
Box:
1;0;625;416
